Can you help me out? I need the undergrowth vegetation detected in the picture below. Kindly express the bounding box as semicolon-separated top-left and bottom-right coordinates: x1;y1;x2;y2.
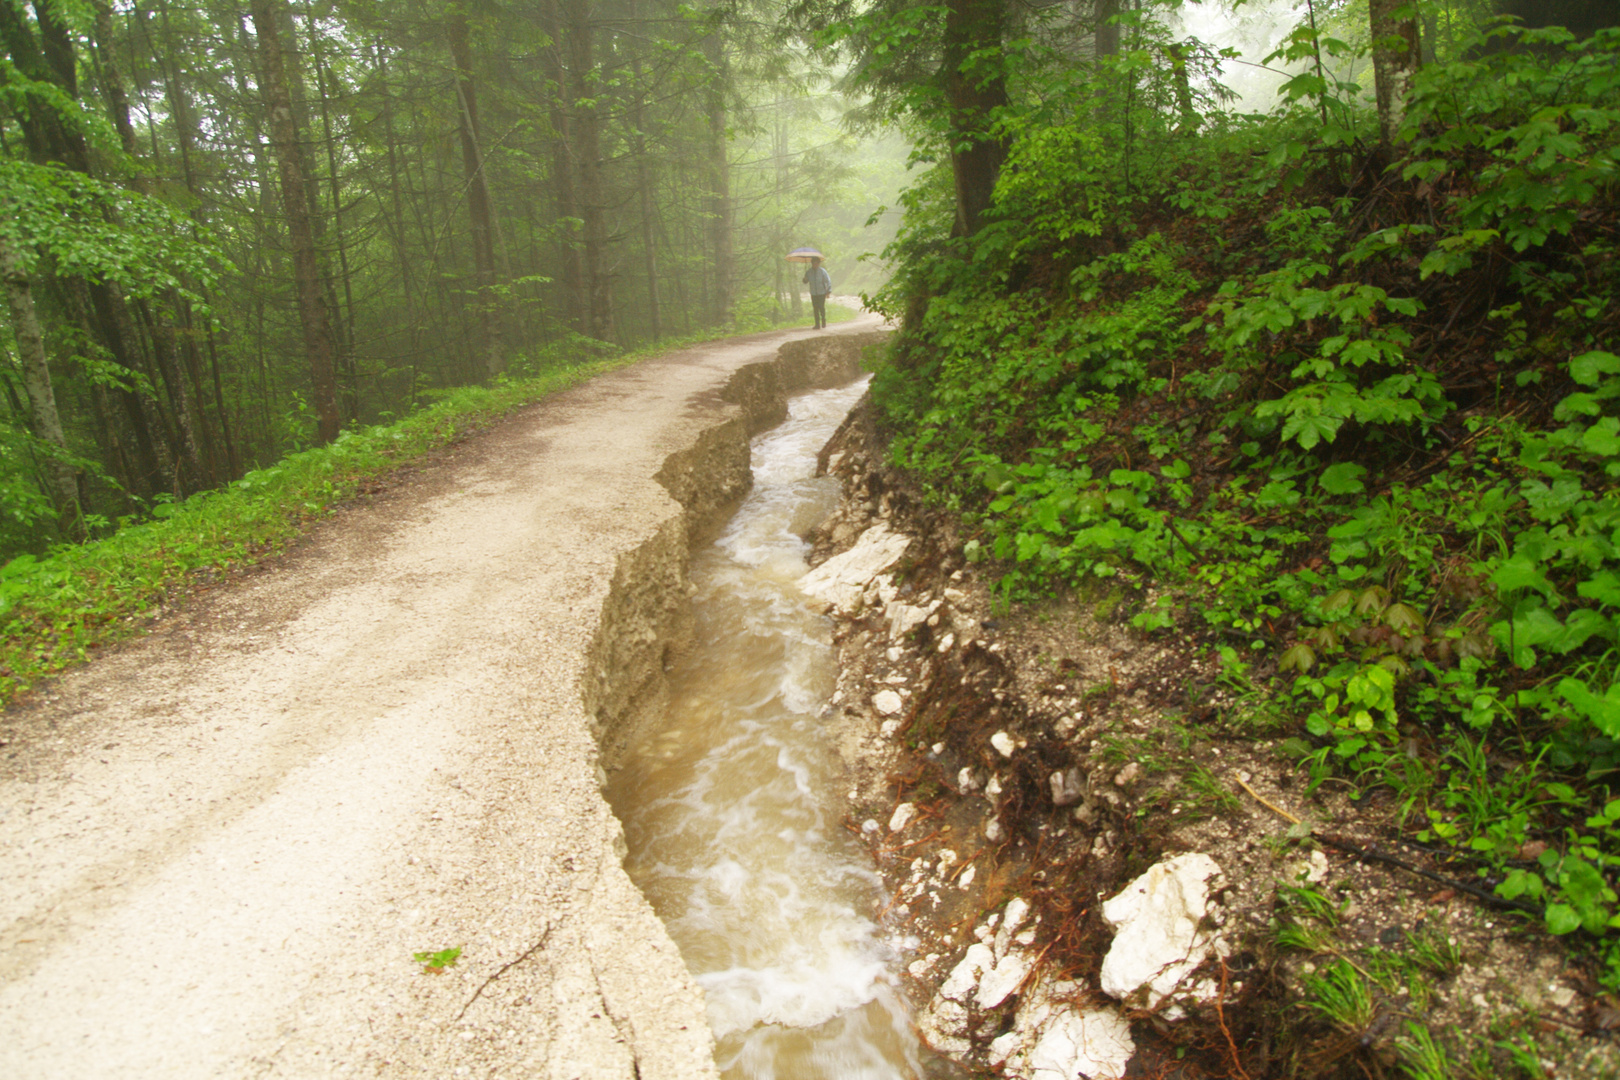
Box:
868;17;1620;1007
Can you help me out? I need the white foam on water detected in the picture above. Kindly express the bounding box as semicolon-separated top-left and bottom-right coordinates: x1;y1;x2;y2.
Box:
610;376;928;1078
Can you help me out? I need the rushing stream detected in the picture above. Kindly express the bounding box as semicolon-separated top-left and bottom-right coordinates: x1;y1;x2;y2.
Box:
607;379;927;1079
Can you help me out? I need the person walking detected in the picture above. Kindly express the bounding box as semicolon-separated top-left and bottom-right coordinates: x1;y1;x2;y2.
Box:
803;256;832;329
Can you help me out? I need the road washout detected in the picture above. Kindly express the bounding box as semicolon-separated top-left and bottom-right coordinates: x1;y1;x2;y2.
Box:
0;315;885;1079
608;376;930;1079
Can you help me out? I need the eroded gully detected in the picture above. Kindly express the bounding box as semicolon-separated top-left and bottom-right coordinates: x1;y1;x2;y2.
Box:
607;378;930;1079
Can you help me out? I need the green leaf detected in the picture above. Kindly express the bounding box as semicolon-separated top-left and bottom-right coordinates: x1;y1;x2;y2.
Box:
1256;480;1301;509
1545;903;1582;936
1488;554;1555;600
1318;462;1367;496
1578;571;1620;608
1570;351;1620;387
1279;643;1317;673
413;946;462;969
1549;608;1613;654
980;461;1017;493
1581;417;1620;457
1558;677;1620;737
1383;603;1425;636
1497;868;1541;902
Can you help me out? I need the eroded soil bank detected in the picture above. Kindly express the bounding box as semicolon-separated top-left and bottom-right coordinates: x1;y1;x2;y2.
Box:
801;399;1620;1080
0;320;882;1080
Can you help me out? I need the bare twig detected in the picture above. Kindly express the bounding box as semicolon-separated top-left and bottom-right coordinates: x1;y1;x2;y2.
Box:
1216;958;1254;1080
1234;774;1302;825
454;924;553;1023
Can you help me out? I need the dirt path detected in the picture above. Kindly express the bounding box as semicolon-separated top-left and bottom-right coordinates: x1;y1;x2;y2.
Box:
0;315;884;1080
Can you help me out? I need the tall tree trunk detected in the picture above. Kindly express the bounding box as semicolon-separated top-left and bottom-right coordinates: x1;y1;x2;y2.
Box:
1165;42;1200;134
1369;0;1421;146
566;0;615;342
250;0;340;445
632;98;661;341
308;13;359;417
540;0;584;333
1;240;83;538
448;12;505;375
149;0;234;480
1094;0;1119;59
629;0;660;341
942;0;1008;237
376;43;426;374
774;111;801;321
702;21;733;326
277;3;351;408
91;3;211;491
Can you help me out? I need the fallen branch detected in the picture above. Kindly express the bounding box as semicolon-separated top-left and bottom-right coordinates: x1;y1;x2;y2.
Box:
1315;832;1543;916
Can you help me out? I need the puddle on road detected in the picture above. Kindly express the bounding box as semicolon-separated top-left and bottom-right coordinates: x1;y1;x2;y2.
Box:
607;379;930;1079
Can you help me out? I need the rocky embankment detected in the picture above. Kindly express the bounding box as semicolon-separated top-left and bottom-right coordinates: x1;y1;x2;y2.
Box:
798;400;1613;1079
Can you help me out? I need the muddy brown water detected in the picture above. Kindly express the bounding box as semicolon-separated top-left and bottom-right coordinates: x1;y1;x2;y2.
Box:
608;380;930;1079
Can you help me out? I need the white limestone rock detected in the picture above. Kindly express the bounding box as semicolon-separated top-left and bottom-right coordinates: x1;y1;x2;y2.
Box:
988;976;1135;1080
976;951;1032;1009
918;997;972;1056
939;943;996;1001
1099;852;1225;1014
991;731;1018;758
886;597;942;640
889;802;918;833
1050;768;1085;808
994;898;1032;959
876;575;900;606
799;524;912;613
873;689;904;715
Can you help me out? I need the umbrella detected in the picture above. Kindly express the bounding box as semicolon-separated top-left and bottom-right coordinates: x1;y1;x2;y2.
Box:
785;247;824;263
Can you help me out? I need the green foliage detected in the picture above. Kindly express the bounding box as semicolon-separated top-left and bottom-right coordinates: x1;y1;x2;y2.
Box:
1396;1020;1460;1080
0;159;225;297
413;946;462;973
867;12;1620;989
1304;959;1376;1033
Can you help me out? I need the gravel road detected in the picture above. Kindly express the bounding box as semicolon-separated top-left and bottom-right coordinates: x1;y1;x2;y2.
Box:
0;314;884;1079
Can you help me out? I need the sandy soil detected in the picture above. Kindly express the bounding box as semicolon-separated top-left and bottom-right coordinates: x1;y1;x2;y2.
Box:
0;314;883;1080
